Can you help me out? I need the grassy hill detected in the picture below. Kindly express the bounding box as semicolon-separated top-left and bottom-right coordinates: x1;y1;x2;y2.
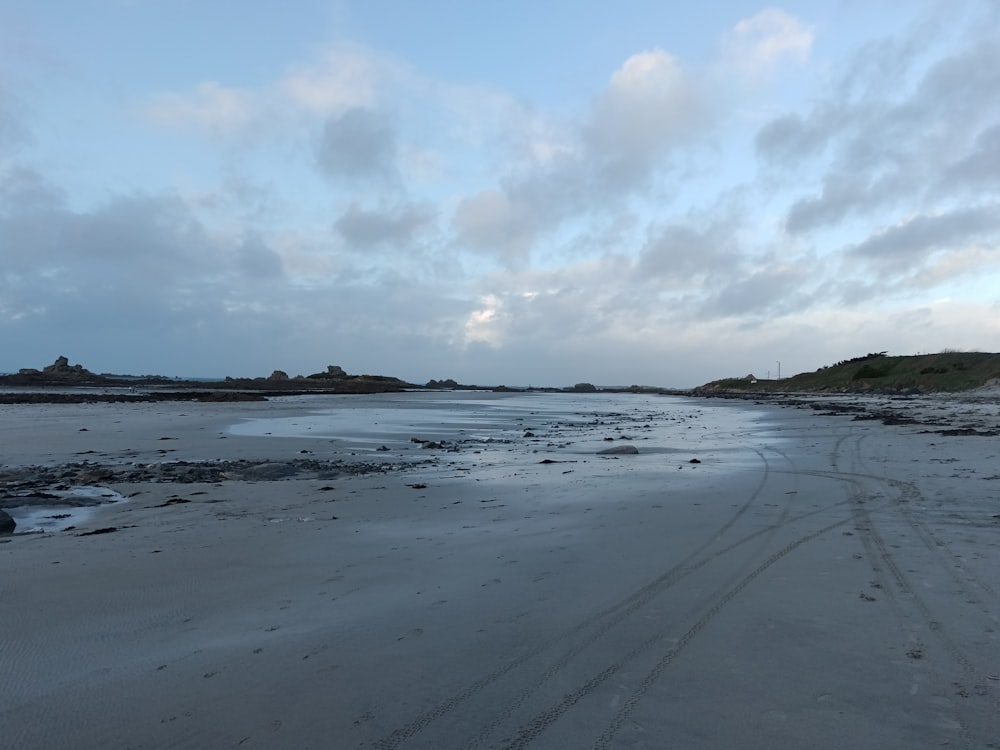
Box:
697;351;1000;394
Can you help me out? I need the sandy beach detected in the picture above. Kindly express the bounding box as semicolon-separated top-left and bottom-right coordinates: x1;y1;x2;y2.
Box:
2;391;998;749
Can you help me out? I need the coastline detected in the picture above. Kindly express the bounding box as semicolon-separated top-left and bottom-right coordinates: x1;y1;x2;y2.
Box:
1;391;998;748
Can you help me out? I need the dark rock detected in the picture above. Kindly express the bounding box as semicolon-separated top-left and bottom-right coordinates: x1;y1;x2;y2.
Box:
597;445;638;455
0;509;15;534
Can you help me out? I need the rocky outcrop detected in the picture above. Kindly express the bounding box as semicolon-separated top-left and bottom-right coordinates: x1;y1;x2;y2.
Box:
4;357;112;386
305;365;346;379
426;378;459;389
0;509;15;534
46;356;85;375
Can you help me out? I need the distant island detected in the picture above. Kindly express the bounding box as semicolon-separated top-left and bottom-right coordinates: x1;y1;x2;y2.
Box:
696;351;1000;395
5;352;999;403
0;357;681;403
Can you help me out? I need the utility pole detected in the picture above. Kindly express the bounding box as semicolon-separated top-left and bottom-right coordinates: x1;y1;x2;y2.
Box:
777;361;781;380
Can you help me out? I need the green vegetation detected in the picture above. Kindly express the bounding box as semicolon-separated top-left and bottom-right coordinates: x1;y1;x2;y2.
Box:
697;351;1000;394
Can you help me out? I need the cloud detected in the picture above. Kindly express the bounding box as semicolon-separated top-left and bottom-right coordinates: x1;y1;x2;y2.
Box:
446;9;816;267
758;15;1000;237
704;264;813;317
333;201;436;249
279;45;383;114
634;220;742;289
140;81;257;136
847;206;1000;269
1;172;236;311
449;49;713;264
0;87;30;153
585;50;705;181
452;189;535;263
784;172;868;234
0;164;64;215
462;293;506;347
719;8;814;80
315;107;398;181
754;106;845;165
236;233;285;279
939;122;1000;190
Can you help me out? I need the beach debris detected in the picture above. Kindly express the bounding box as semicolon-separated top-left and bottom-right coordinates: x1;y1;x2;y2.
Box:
77;527;118;536
596;444;638;455
407;483;428;489
938;427;999;436
689;458;702;463
152;497;191;508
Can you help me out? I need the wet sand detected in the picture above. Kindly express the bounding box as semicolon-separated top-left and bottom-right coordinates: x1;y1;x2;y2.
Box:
1;392;998;748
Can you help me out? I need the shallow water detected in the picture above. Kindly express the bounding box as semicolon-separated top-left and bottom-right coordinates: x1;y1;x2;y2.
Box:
229;391;782;477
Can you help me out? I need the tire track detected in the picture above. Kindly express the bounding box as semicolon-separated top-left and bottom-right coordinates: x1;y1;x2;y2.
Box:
464;447;807;748
369;445;781;749
882;475;999;602
496;517;848;750
847;431;998;602
795;459;998;605
843;434;997;664
834;430;999;740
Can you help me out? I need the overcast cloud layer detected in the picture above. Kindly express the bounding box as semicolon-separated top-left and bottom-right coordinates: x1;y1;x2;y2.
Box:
1;0;998;386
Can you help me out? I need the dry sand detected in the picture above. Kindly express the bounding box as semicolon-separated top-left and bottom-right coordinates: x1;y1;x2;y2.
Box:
1;392;999;749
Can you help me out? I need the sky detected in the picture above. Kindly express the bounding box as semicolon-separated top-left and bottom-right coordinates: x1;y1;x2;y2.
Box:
1;0;999;386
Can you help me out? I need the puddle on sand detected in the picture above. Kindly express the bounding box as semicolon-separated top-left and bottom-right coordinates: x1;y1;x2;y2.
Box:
5;487;126;533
